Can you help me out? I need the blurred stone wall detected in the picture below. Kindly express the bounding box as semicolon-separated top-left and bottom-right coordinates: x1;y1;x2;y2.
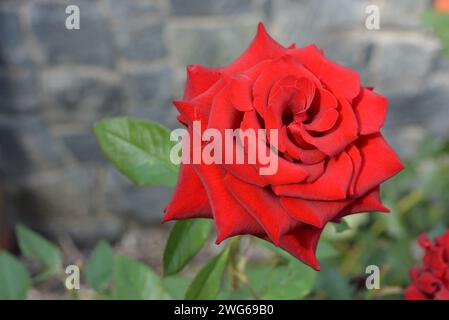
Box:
0;0;447;245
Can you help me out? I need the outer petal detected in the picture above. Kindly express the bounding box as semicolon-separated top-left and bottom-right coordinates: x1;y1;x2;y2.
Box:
288;45;361;101
176;77;227;127
353;88;388;135
340;187;389;216
193;162;265;243
280;196;349;228
224;173;297;245
220;23;287;75
163;164;212;222
184;64;221;100
277;224;323;270
279;178;387;228
353;133;404;196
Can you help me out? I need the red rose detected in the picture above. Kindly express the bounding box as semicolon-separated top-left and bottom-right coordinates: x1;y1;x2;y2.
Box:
163;23;403;270
405;231;449;300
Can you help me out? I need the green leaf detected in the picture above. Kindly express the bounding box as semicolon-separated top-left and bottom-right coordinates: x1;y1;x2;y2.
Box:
316;262;354;299
256;238;291;260
333;219;351;233
85;240;114;292
316;241;338;260
247;243;317;299
16;224;62;274
163;219;213;276
219;287;253;300
245;264;274;294
0;252;31;300
163;276;191;299
114;255;169;300
185;246;230;300
263;259;317;300
95;117;179;187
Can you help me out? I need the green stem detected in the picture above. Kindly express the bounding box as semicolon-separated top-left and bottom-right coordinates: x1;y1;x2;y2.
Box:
228;237;241;290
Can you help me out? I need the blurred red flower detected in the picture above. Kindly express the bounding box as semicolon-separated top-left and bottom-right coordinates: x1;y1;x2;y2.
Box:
405;231;449;300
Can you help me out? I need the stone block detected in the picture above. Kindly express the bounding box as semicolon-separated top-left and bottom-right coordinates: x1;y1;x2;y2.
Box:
123;65;173;103
41;68;124;123
167;22;257;68
0;70;40;114
29;1;114;66
170;0;253;16
0;8;31;66
368;34;440;93
62;132;107;163
115;22;166;61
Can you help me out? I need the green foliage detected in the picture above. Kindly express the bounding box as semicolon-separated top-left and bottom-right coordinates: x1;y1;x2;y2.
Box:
163;219;213;276
333;219;351;233
85;240;114;292
185;246;230;300
422;10;449;58
315;262;354;299
0;252;31;300
16;224;62;276
94;117;179;187
262;259;317;300
163;276;191;299
316;241;338;260
114;255;170;300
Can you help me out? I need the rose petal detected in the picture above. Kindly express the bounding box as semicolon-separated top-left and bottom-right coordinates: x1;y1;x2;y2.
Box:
230;74;254;111
163;164;213;222
277;224;323;270
354;133;404;196
253;55;321;118
223;136;268;187
339;187;389;218
220;23;287;75
304;108;339;132
193;163;266;243
346;144;362;196
224;173;297;245
415;272;442;294
299;98;358;156
353;88;388;135
288;45;361;101
184;65;222;100
208;86;243;130
404;285;429;300
280;196;349;229
435;287;449;300
272;151;353;200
